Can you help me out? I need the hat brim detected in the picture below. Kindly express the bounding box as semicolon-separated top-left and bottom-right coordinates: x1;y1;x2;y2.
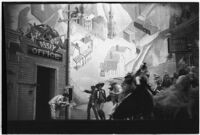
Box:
96;83;104;87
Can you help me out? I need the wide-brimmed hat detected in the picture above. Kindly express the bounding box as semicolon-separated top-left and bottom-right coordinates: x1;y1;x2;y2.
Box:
95;83;104;88
124;73;134;84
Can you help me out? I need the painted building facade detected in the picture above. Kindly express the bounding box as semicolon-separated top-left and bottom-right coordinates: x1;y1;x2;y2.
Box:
100;45;133;78
82;14;95;31
92;16;107;40
5;27;68;120
107;5;116;39
71;35;93;70
123;22;135;43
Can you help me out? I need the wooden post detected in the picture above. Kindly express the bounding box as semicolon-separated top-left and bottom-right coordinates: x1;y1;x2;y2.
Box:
65;4;71;120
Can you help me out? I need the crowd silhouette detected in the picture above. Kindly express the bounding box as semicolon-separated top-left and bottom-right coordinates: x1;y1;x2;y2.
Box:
84;62;199;120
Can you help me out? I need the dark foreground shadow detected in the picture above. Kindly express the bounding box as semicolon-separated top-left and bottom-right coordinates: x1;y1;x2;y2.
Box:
5;119;199;134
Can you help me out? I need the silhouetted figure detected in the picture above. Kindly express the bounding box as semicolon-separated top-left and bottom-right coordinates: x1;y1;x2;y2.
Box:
162;72;172;88
153;75;196;120
84;86;99;120
153;74;162;94
172;72;179;84
112;71;154;120
95;83;106;120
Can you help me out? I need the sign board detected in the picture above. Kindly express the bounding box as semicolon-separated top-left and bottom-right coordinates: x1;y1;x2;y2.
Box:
28;46;62;61
36;39;59;52
134;21;150;35
168;38;190;53
26;24;62;52
134;19;158;35
25;24;64;61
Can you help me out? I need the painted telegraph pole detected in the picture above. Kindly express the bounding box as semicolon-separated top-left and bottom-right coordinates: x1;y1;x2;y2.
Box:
58;4;71;120
66;4;71;120
58;4;82;120
58;4;82;85
66;4;70;86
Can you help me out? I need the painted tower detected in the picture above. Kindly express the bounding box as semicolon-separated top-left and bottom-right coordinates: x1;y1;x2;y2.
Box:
107;5;116;39
78;4;84;25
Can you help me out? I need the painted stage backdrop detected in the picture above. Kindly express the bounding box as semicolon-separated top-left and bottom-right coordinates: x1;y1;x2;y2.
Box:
5;3;188;119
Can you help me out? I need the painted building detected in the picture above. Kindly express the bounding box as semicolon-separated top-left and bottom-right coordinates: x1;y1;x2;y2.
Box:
142;3;199;70
71;35;93;69
100;52;120;78
131;4;181;73
123;22;135;43
100;45;133;78
130;3;199;88
92;16;107;40
122;4;148;22
107;5;116;39
111;45;133;65
167;4;199;71
5;27;68;120
3;3;96;121
82;14;95;31
71;42;84;69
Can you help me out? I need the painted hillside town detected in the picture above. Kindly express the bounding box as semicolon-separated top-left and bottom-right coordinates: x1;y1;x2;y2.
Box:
4;3;199;122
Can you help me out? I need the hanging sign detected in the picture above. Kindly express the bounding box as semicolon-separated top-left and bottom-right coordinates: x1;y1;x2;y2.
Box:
168;38;189;53
134;19;158;35
25;24;63;52
36;39;59;52
28;46;62;61
25;24;64;61
134;21;151;35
